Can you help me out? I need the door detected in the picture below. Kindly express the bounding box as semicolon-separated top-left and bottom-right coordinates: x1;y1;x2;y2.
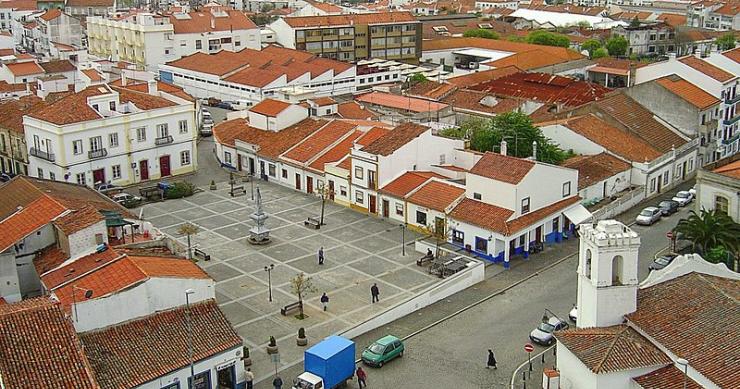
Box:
435;217;445;235
216;365;236;389
382;199;389;218
249;157;255;175
603;181;608;198
307;176;313;194
92;168;105;186
369;195;376;214
328;180;335;200
159;155;171;177
139;160;149;180
237;155;242;171
682;161;687;179
535;226;542;242
295;173;301;190
509;239;516;257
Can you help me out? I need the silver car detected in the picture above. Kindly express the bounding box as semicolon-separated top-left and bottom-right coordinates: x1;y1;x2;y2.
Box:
530;316;568;346
636;207;662;225
672;191;694;206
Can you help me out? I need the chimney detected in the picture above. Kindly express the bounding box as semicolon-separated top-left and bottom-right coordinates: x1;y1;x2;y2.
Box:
500;140;507;156
121;71;127;86
147;79;157;95
531;141;537;161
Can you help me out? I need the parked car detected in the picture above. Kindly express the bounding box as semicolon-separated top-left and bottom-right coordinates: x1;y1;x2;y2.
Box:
361;335;404;367
657;200;680;216
201;110;212;120
0;173;14;182
215;101;234;110
530;316;568;346
568;305;578;323
649;254;678;271
672;191;694;206
200;119;213;136
96;183;120;193
112;193;142;208
636;207;662;225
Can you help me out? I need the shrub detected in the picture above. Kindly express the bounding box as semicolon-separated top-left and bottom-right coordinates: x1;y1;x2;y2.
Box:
269;336;277;347
298;327;306;338
165;181;195;199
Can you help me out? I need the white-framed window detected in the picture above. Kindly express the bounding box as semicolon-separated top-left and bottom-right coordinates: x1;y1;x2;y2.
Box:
416;210;427;225
521;197;530;214
663;171;669;185
354;166;364;179
109;133;119;147
268;164;276;177
562;182;571;197
715;195;729;215
473;192;482;200
156;123;169;138
181;150;191;165
224;151;232;164
355;190;364;204
340;186;347;196
37;168;43;178
112;165;121;179
650;178;656;192
136;127;146;142
76;173;86;185
49;172;55;181
395;203;404;216
73;140;83;155
178;120;188;134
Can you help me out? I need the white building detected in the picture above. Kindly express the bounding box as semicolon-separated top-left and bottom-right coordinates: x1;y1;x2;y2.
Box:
24;82;197;187
696;155;740;223
28;9;83;60
508;8;625;29
87;7;260;72
0;0;38;39
475;0;520;11
687;0;740;31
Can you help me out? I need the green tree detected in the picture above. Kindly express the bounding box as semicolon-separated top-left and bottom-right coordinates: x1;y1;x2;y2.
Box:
606;36;629;57
408;73;427;85
592;47;609;59
716;33;737;51
675;209;740;263
629;16;640;27
463;29;500;40
581;39;602;56
527;30;571;47
507;35;526;43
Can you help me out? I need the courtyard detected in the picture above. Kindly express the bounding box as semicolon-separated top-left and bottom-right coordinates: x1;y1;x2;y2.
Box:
139;180;439;381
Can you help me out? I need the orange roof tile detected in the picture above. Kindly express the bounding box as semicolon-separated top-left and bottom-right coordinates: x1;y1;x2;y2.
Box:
39;247;122;289
213;117;326;159
337;101;377;120
310;96;337;106
484;49;573;71
656;12;687;27
407;180;465;212
713;159;740;179
469;152;535;184
168;10;256;34
39;8;62;21
471;72;611;107
53;206;105;235
656;75;720;110
449;198;514;235
406;81;457;100
39;59;75;74
0;95;47;135
283;120;356;163
441;89;520;115
723;47;740;64
308;130;364;172
129;255;210;279
380;171;444;198
446;65;522;88
335;127;389;170
82;69;104;82
307;0;343;13
250;98;292;117
109;79;193;102
28;86;107;125
562;152;631;189
633;365;702;389
679;55;736;82
284;11;417;28
356;91;449;113
0;196;67;253
5;61;44;76
362;122;429;156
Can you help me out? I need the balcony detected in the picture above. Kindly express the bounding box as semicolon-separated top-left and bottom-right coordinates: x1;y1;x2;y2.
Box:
88;148;108;159
30;147;55;162
722;132;739;145
723;114;740;126
155;135;173;145
725;93;740;105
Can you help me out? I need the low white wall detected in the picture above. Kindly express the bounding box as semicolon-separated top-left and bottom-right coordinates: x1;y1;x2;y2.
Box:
591;187;646;221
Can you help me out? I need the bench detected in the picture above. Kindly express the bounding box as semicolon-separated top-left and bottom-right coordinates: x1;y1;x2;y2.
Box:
139;185;163;200
280;301;303;316
193;248;210;261
304;216;321;229
230;185;246;197
416;253;434;266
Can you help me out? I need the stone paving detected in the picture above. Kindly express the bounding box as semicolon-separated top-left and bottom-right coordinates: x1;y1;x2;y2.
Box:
139;180;437;380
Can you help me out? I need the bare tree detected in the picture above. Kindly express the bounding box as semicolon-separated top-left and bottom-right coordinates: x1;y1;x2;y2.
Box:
290;272;317;319
421;219;451;259
317;182;333;226
177;223;200;260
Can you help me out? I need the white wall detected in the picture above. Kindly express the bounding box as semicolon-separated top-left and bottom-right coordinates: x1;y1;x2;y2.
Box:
140;348;245;389
580;169;631;201
515;164;578;218
66;220;107;260
0;252;21;302
540;124;606;156
465;174;516;211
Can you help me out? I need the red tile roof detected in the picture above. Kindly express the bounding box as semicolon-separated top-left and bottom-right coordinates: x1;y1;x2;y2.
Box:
562;152;630;189
39;8;62;21
283;11;417;28
0;196;67;253
109;79;193;102
53;206;105;235
337;101;378;120
723;47;740;64
380;171;444;198
168;9;256;34
471;72;610;107
362;122;429;156
555;325;671;374
656;75;721;110
0;95;47;135
506;196;581;234
626;273;740;389
129;255;210;279
423;37;584;62
39;59;75;73
0;298;99;389
308;130;365;172
407;180;465;211
283;120;356;163
441;89;520;115
5;61;44;76
633;365;702;389
655;12;687;27
0;0;38;11
114;86;178;110
356;91;449;113
81;300;241;389
712;159;740;179
446;65;522;88
250;98;292;117
406;80;458;100
469;152;535;184
310;96;336;106
213;117;326;159
38;246;122;289
82;69;104;82
306;0;343;13
28;85;107;125
679;55;736;82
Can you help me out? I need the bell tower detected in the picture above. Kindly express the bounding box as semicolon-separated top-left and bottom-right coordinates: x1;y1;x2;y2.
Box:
576;220;640;329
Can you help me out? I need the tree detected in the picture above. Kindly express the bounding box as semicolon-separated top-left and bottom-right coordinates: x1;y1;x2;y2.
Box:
592;47;609;59
508;35;526;43
177;223;200;260
260;3;274;12
629;16;640;27
605;36;629;57
581;39;602;57
526;31;570;48
716;33;737;51
408;73;427;86
463;29;499;40
674;209;740;264
290;272;317;319
316;182;333;226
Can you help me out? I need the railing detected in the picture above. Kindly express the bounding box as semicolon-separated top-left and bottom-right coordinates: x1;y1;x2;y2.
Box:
88;148;108;159
722;132;740;145
644;138;700;171
155;135;173;145
722;114;740;126
30;147;55;162
590;186;646;221
725;93;740;105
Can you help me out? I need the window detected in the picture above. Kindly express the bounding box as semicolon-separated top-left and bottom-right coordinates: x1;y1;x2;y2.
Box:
355;190;364;204
37;167;43;178
76;173;86;185
179;120;188;134
112;164;121;179
392;203;403;216
282;169;288;179
73;140;83;155
89;136;102;151
156;123;169;138
562;182;571;197
715;195;729;214
181;150;190;165
475;237;487;252
521;197;530;214
416;210;427;225
268;164;276;177
340;186;347;196
49;172;55;181
452;229;463;244
161;383;179;389
650;177;656;192
136;127;146;142
663;171;669;185
224;152;232;164
195;40;202;50
473;192;482;200
354;166;364;179
109;133;119;147
92;104;99;112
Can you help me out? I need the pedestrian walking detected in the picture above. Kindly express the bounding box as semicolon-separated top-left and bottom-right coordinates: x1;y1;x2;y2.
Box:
356;366;367;388
245;368;254;389
370;283;380;303
487;349;497;369
321;292;329;311
273;376;283;389
318;247;325;265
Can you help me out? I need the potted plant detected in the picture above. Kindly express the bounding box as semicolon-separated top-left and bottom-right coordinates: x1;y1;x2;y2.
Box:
297;327;307;346
210;180;217;190
242;346;252;367
266;336;278;354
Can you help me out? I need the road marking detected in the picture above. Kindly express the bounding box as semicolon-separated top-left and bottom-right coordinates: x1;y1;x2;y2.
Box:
509;345;556;389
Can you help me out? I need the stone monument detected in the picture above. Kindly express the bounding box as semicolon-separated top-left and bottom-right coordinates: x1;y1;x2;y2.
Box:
248;187;271;245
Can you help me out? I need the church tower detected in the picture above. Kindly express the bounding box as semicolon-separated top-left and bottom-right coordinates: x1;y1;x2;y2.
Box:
576;220;640;328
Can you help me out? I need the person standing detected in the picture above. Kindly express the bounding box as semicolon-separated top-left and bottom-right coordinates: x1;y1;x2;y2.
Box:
370;283;380;303
318;247;325;265
245;368;254;389
356;366;368;388
273;376;283;389
487;349;497;369
320;292;329;311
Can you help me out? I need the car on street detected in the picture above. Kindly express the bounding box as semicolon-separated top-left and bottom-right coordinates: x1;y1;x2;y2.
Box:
201;119;213;136
636;207;662;225
530;316;568;346
361;335;404;367
568;305;577;323
657;200;680;216
112;193;142;207
672;191;694;206
96;183;120;194
649;254;678;271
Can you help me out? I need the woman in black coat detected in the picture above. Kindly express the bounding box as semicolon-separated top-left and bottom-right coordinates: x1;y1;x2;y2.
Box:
487;349;497;369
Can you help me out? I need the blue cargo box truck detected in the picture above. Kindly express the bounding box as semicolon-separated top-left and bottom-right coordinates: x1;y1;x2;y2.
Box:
292;335;355;389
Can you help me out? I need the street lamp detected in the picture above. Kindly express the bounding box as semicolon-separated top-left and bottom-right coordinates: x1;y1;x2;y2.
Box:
399;224;406;256
264;264;275;302
676;358;689;389
185;289;195;388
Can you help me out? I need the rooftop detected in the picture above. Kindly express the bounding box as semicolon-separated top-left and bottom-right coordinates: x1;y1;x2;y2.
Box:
250;98;293;117
656;75;721;110
361;122;429;156
213;117;327;159
446;65;522;88
0;196;67;253
52;205;105;235
282;11;417;28
712;159;740;179
406;80;458;100
39;59;76;74
422;37;584;62
679;55;736;82
36;246;122;288
407;180;465;212
632;365;702;389
168;9;257;34
380;171;445;198
469;151;535;185
0;95;47;135
441;89;521;115
282;120;357;163
337;101;378;120
356;91;449;113
723;47;740;64
5;61;44;76
562;152;631;189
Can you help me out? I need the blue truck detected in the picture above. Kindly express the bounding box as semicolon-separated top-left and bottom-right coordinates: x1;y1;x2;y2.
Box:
292;336;355;389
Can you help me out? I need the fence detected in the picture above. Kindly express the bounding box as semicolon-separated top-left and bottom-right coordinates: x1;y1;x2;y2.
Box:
590;186;646;221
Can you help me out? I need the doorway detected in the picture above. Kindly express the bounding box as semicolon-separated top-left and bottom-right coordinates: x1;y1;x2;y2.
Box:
382;199;389;218
139;160;149;180
295;173;301;190
307;176;313;194
535;226;542;243
328;180;335;200
237;155;242;171
190;370;211;389
369;195;376;213
159;155;171;177
249;157;255;175
216;364;236;389
92;168;105;186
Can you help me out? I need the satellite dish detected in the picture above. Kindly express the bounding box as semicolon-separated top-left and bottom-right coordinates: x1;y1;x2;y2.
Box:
84;290;93;299
580;49;590;57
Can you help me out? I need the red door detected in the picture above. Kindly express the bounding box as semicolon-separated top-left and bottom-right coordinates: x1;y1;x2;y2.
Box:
92;168;105;186
140;160;149;180
159;155;171;177
307;176;313;194
328;180;335;200
382;199;389;218
369;195;376;214
237;155;243;171
295;173;301;190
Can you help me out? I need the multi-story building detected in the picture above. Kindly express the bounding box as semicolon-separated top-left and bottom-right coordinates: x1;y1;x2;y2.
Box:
87;6;260;72
0;0;37;33
63;0;115;21
611;22;676;56
24;82;197;187
29;8;83;59
687;0;740;31
696;154;739;222
269;11;422;63
0;95;47;176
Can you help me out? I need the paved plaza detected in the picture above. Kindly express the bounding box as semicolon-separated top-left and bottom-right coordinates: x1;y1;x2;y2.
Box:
139;180;438;380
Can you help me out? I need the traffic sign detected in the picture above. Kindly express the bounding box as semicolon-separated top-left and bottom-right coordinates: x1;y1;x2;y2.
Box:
666;231;674;239
524;343;534;353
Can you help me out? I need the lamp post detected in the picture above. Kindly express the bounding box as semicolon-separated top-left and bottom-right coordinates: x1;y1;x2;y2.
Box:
264;264;275;302
677;358;689;389
185;289;195;388
399;224;406;256
250;173;254;201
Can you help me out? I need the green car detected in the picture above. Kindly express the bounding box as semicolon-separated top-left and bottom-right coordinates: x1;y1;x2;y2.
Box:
361;335;404;367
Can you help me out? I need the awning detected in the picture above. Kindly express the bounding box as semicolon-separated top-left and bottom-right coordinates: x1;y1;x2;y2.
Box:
588;66;629;76
563;204;592;225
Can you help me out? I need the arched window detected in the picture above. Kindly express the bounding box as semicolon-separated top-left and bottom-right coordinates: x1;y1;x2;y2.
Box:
612;255;624;285
715;195;729;215
585;249;592;279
